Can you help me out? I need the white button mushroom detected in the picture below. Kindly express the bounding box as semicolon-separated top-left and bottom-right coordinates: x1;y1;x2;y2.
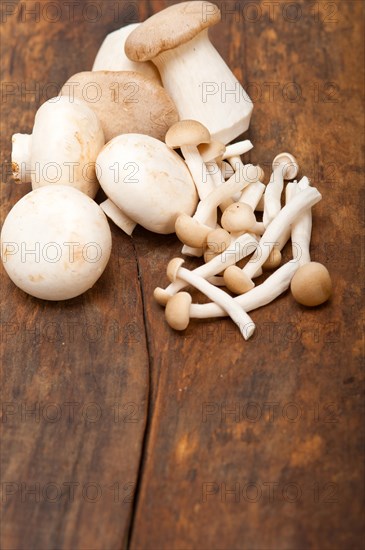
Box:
92;23;161;84
96;134;198;234
11;97;105;198
125;1;253;144
1;186;112;300
263;152;299;227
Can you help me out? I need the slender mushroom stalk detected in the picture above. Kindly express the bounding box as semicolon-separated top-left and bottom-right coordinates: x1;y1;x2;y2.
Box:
263;152;299;227
239;181;265;211
125;2;253;144
175;173;248;248
166;259;255;340
189;261;299;319
224;186;322;294
290;177;312;265
291;262;332;306
92;23;161;84
12;134;32;183
154;231;258;305
222;140;254;178
99;199;137;236
198;140;233;211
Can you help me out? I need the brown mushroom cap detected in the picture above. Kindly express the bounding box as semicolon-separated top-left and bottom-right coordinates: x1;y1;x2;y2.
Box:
165;120;211;149
198;140;226;162
165;292;192;331
167;258;185;282
206;228;231;252
61;71;178;142
221;202;257;234
175;214;211;247
262;247;282;270
125;2;221;62
290;262;332;306
223;265;255;295
273;152;299;180
154;287;172;306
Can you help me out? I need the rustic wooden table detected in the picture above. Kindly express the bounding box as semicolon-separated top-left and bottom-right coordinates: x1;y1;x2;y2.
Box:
1;1;364;549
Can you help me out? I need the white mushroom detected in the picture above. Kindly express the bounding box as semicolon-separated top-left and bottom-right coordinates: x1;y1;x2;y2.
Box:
224;186;322;294
290;177;312;265
11;96;105;198
92;23;161;84
165;259;255;340
96;134;198;234
0;185;112;300
125;1;253;144
263;152;299;227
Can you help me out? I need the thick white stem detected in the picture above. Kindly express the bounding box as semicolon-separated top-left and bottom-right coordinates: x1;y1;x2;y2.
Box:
243;186;322;280
263;163;285;227
222;141;253;160
178;267;255;340
12;133;32;183
100;199;136;235
154;31;253;144
239;181;265;209
190;261;299;318
194;173;248;222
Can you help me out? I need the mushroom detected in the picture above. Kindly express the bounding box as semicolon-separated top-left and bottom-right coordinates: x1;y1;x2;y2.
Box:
174;172;250;249
263;152;299;227
61;70;178;143
224;186;322;294
290;262;332;306
221;202;265;238
154;231;258;304
96;133;198;234
289;176;312;265
239;180;265;211
222;140;254;178
11;96;104;198
188;261;300;319
92;23;161;84
0;185;112;300
125;1;253;144
165;258;255;340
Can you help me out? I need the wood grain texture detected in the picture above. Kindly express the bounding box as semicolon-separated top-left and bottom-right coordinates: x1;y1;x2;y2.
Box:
1;1;364;550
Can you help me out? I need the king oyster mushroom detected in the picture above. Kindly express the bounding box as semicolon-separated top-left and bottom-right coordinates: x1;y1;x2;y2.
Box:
61;71;178;143
1;185;112;301
92;23;161;84
125;1;253;144
12;96;104;198
96;134;198;234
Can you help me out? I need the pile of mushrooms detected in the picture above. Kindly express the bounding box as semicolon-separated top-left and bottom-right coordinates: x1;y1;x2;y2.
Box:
2;1;332;339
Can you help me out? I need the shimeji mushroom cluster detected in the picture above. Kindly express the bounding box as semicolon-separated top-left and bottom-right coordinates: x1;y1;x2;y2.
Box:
1;1;331;337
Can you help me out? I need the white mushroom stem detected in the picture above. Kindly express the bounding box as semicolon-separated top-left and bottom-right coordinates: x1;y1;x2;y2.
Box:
239;181;265;209
263;162;287;227
152;30;253;144
242;186;322;280
11;133;32;183
190;261;299;319
100;199;137;236
290;177;312;265
174;266;255;340
163;232;258;297
222;140;253;162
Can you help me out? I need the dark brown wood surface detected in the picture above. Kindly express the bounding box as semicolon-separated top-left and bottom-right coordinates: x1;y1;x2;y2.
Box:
1;1;364;549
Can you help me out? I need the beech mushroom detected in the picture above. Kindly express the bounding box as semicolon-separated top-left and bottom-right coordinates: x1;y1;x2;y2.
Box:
221;202;265;237
175;172;249;249
92;23;161;84
290;176;312;265
61;71;178;143
290;262;332;306
12;97;104;198
154;231;258;305
96;134;198;234
165;258;255;340
263;152;299;227
189;261;299;319
224;186;322;294
125;1;253;144
0;186;112;300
